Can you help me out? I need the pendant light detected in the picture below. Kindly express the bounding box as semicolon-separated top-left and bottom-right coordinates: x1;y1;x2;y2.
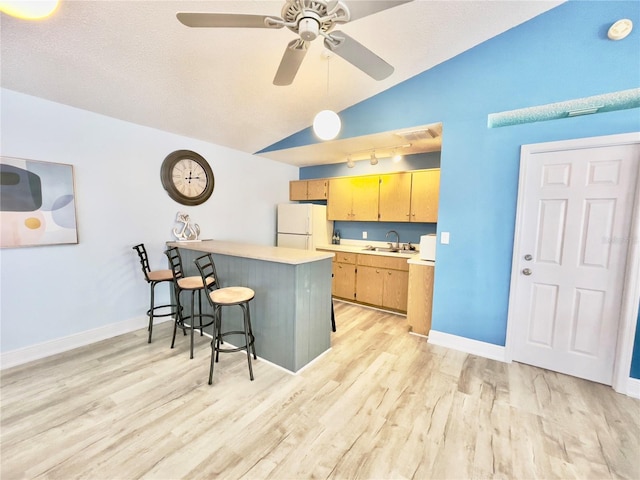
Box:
313;51;341;141
0;0;59;19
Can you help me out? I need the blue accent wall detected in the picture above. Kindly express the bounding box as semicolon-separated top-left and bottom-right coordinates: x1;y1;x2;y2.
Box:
632;303;640;379
270;1;640;376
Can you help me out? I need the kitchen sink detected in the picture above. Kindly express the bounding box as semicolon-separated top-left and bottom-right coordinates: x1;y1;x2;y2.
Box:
375;247;400;252
362;246;401;253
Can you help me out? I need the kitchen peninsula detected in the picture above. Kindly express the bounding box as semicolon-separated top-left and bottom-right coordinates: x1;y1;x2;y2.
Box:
167;240;334;372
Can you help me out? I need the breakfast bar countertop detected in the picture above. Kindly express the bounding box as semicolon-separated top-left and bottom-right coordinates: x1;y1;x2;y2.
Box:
166;239;334;265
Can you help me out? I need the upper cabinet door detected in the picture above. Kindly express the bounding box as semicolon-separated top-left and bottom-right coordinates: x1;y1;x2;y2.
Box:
306;179;328;200
289;180;308;201
327;177;354;220
350;176;379;221
411;169;440;222
379;172;411;222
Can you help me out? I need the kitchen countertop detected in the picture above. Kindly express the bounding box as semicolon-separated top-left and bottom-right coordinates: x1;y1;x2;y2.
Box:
317;243;435;266
167;240;334;265
408;258;436;266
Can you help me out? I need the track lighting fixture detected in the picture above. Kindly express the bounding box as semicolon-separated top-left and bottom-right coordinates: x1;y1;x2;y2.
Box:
346;155;355;168
370;152;378;165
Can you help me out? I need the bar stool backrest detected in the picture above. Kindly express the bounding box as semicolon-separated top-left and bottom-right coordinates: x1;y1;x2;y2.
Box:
165;246;186;281
194;254;221;299
132;243;152;282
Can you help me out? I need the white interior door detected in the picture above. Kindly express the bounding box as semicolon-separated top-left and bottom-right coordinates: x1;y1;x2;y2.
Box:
508;140;639;385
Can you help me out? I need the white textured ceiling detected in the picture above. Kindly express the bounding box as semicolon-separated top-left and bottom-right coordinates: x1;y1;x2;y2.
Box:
1;0;564;166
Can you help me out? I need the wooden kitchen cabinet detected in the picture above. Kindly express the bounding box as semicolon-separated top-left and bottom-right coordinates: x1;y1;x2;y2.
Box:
410;169;440;222
327;176;379;221
378;172;412;222
318;248;411;313
356;254;409;312
382;269;409;311
331;252;357;300
289;179;328;201
354;265;383;305
406;262;434;335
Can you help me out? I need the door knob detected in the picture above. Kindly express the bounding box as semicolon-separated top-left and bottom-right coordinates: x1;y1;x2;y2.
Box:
522;268;532;276
524;254;533;261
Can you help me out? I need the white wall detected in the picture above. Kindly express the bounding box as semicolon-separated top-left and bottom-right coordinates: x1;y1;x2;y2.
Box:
0;88;298;357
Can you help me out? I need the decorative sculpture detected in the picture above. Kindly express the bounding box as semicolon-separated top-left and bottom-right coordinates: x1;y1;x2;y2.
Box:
172;212;200;241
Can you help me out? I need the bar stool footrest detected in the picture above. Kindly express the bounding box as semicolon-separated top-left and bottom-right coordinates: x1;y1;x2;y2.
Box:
176;313;215;330
215;330;255;354
147;303;182;318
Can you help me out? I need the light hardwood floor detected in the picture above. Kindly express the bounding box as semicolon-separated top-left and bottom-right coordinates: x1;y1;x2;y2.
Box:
1;301;639;479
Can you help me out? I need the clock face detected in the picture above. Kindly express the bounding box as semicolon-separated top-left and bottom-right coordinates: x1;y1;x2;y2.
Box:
161;150;214;206
172;159;208;198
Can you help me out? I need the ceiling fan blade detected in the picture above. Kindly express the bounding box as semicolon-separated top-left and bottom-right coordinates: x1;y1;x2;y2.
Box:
346;1;413;22
324;31;393;81
273;40;309;86
176;12;283;29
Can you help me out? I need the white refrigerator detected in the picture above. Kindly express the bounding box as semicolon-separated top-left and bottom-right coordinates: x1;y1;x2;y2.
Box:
277;203;333;250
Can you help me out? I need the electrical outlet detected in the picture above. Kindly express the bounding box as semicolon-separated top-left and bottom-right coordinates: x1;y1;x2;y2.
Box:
362;231;367;239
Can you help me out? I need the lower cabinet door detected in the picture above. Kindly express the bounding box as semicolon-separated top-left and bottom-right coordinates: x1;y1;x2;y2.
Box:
382;269;409;311
356;266;384;305
333;262;356;300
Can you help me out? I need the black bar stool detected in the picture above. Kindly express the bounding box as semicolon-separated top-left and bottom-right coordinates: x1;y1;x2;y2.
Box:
132;243;181;343
165;247;216;359
194;254;257;385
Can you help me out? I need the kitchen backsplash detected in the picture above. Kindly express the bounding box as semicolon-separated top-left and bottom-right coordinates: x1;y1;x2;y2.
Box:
333;221;436;245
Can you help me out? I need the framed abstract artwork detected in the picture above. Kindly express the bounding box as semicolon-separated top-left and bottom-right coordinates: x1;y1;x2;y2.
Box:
1;157;79;248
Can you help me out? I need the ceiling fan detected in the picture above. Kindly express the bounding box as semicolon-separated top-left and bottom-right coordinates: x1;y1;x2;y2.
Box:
177;0;412;86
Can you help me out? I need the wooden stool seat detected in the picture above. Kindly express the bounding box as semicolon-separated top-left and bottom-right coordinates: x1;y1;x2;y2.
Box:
177;275;215;290
146;269;174;282
209;287;255;305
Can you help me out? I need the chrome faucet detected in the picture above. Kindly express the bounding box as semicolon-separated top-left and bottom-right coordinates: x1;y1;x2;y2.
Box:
386;230;400;250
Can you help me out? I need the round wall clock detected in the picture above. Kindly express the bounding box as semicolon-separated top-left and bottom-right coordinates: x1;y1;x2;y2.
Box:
160;150;214;206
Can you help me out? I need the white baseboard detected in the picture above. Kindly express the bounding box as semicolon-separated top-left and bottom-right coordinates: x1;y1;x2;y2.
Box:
428;330;508;363
0;316;172;370
626;377;640;399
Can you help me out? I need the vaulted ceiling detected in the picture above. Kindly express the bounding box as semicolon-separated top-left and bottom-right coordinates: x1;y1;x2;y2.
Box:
1;1;564;166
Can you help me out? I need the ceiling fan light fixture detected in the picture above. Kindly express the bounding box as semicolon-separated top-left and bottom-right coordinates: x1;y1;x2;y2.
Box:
313;110;341;141
298;16;320;41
